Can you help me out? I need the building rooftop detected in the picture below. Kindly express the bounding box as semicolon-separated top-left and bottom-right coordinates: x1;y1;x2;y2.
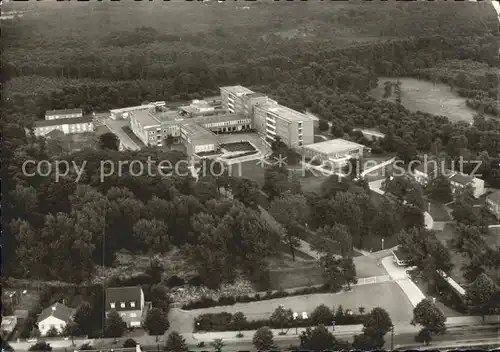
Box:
110;104;156;114
220;85;255;96
192;112;247;125
105;286;143;312
181;122;216;139
393;249;409;262
34;116;93;128
487;190;500;204
155;110;185;123
130;110;161;128
37;302;74;323
304;139;366;155
258;102;312;123
45;108;82;116
449;172;474;185
246;92;267;99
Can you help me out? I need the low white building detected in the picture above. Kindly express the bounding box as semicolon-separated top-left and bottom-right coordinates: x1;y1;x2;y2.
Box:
302;139;367;166
448;172;485;199
32;116;94;136
37;302;75;336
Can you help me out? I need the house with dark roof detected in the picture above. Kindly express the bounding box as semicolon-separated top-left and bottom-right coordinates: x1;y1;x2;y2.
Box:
486;191;500;220
448;172;485;199
392;249;409;266
105;287;149;328
45;109;83;120
37;302;74;336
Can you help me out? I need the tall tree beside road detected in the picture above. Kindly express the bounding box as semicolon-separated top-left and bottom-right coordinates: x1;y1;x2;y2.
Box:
340;257;358;290
299;325;344;351
144;308;170;341
231;312;247;334
98;132;120;151
270;305;294;332
310;304;334;326
360;307;393;348
411;298;447;335
252;327;275;351
211;338;225;352
269;193;310;261
104;310;127;338
165;331;189;352
465;273;499;322
72;301;93;336
397;227;453;292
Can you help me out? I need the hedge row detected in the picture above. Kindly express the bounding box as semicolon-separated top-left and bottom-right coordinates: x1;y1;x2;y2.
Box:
194;309;366;332
182;284;337;310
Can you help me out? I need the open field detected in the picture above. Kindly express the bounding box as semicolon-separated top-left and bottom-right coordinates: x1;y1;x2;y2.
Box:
185;281;414;323
370;77;494;123
435;224;468;285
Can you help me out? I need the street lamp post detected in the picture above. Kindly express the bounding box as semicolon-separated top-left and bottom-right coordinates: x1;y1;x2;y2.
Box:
381;238;385;250
390;325;394;350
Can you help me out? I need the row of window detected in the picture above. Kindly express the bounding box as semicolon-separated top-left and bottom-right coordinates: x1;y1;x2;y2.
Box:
110;301;136;309
203;119;251;128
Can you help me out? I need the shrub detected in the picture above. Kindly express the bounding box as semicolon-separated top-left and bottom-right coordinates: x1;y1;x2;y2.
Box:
166;275;185;288
123;339;137;348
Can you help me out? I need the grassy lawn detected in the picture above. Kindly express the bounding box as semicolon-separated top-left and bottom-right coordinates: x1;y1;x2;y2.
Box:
370;77;484;123
412;278;464;318
435;224;468;286
188;281;414;323
428;202;452;222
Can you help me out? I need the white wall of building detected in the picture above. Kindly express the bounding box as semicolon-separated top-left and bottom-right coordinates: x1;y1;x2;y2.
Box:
38;316;67;336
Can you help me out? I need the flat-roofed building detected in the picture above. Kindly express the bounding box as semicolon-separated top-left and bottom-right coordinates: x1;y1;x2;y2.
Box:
33;116;94;136
254;102;314;148
302;138;366;164
45;108;83;120
220;86;255;114
110;102;165;120
486;191;500;220
180;122;218;157
129;109;162;147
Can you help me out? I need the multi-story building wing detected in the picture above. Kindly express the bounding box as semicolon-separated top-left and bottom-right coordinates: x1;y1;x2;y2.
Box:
220;86;255;114
253;102;314;148
33;116;94;136
180;122;218;156
129;109;162;147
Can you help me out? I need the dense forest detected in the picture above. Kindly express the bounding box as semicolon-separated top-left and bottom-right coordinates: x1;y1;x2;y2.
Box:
2;1;500;285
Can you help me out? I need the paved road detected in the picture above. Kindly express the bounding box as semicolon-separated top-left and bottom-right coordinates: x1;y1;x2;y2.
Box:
381;255;425;307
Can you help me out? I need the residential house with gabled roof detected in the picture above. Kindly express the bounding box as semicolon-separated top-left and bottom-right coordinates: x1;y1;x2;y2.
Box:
37;302;75;336
448;172;485;199
413;161;440;186
105;286;150;328
486;190;500;220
